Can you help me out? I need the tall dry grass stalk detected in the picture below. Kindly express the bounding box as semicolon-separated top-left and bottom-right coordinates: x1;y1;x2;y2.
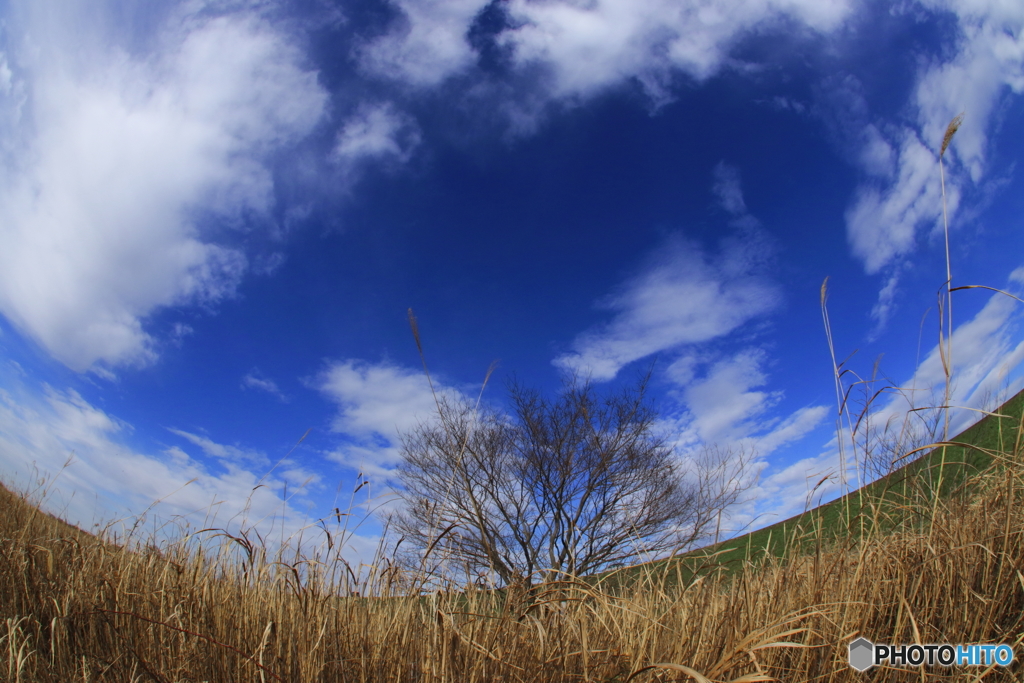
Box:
930;112;965;543
3;427;1024;681
938;112;964;439
820;277;853;499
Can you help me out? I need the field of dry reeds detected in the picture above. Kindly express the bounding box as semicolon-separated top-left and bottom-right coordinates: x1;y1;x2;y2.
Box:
1;418;1023;682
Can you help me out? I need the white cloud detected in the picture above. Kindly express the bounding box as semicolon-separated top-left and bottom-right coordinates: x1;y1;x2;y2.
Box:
241;370;288;401
749;404;830;456
897;276;1024;437
814;75;896;179
682;348;779;443
555;167;824;494
845;130;951;274
317;359;460;478
742;447;844;528
656;275;1024;537
0;53;12;95
319;360;442;438
167;428;269;467
769;95;808;113
712;161;760;229
914;17;1024;183
333;102;421;166
712;161;747;216
0;373;374;558
870;268;902;331
858;123;896;178
360;0;491;86
500;0;852;102
844;2;1024;276
555;231;780;380
659;348;828;458
362;0;853;104
653;347;829;540
0;4;327;372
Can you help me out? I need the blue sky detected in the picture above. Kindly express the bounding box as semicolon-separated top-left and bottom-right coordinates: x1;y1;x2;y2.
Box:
1;0;1023;563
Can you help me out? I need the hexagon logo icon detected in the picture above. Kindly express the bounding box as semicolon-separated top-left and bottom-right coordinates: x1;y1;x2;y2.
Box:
849;637;874;671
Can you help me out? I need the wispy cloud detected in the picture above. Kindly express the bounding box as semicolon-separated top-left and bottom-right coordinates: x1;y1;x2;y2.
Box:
659;348;828;464
316;360;461;480
0;4;327;372
897;269;1024;437
241;370;288;402
842;1;1024;301
654;346;829;541
361;0;854;109
712;162;748;217
740;446;843;530
0;371;373;558
166;428;270;468
845;129;950;275
814;74;897;180
869;269;903;333
359;0;490;86
712;161;761;229
681;349;780;444
333;102;421;168
553;162;817;474
554;224;780;381
503;0;852;106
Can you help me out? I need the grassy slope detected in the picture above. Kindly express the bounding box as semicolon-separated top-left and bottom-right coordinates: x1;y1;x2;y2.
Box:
597;388;1024;590
0;481;107;547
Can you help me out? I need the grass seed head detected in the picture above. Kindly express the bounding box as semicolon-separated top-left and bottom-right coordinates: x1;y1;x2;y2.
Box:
940;112;964;158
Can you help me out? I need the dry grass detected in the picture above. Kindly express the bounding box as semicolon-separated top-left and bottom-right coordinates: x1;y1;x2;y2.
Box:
1;433;1023;682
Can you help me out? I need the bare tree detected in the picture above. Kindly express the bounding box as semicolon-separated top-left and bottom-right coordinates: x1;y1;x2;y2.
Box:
389;373;751;587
